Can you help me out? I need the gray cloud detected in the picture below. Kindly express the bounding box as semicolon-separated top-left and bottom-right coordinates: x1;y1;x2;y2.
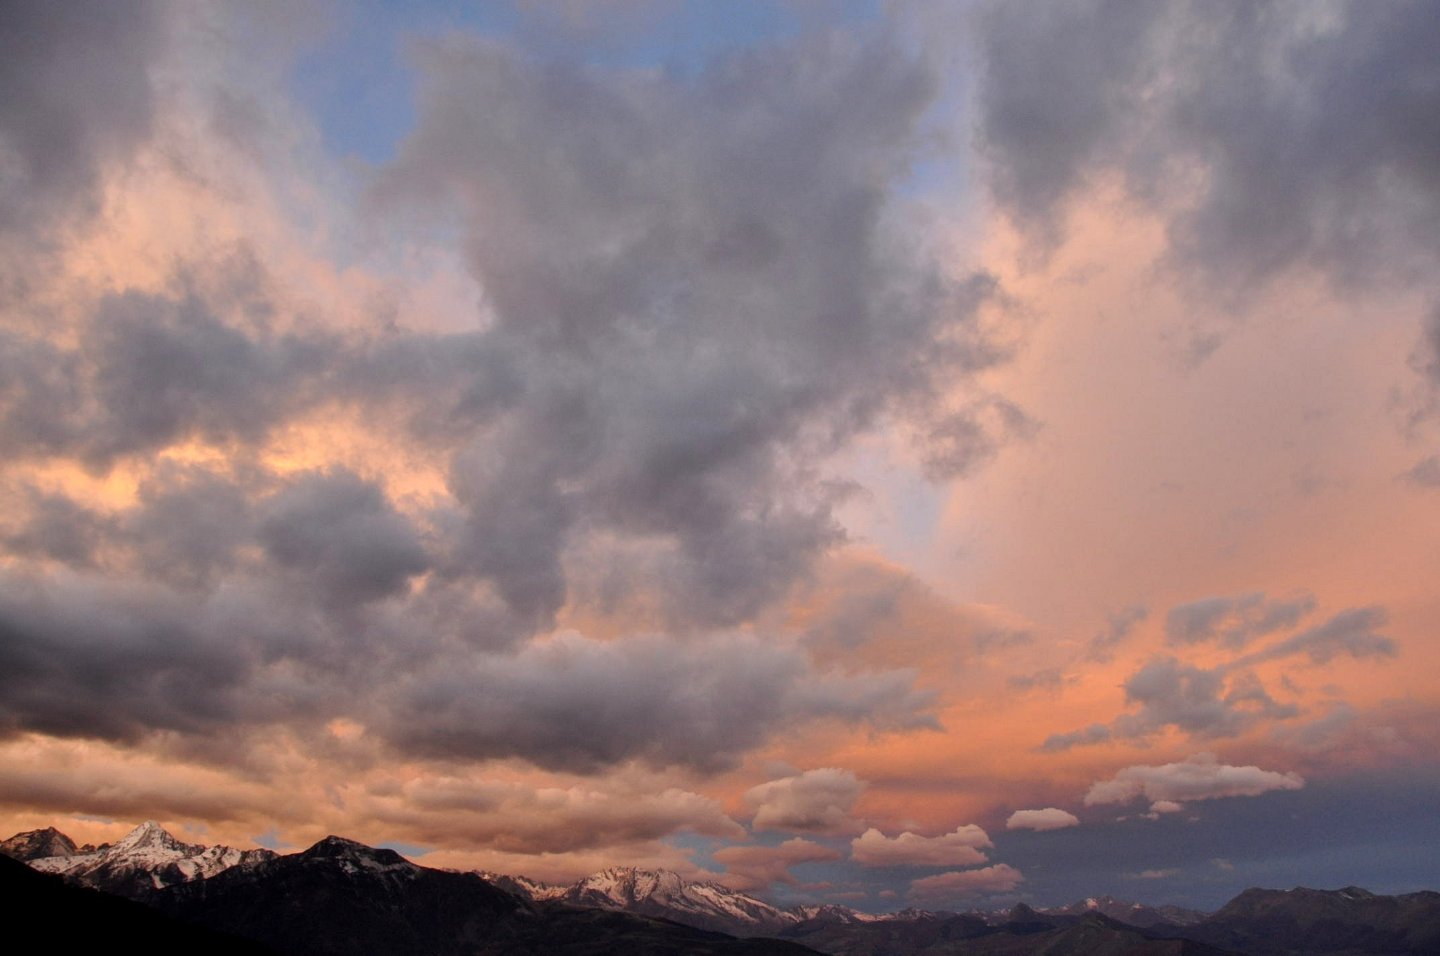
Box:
0;572;258;742
387;639;933;774
1406;456;1440;488
0;290;333;468
1044;658;1297;752
977;0;1440;293
1229;606;1396;669
0;1;159;260
1;489;115;569
1115;658;1299;739
977;0;1440;441
125;465;253;588
0;13;989;779
1008;667;1068;694
1165;592;1316;649
259;469;430;606
1087;604;1148;661
1041;722;1112;752
1046;600;1396;750
374;31;1009;630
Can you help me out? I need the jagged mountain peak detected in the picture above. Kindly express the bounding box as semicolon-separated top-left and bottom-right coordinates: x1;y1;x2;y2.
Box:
576;866;693;899
1009;901;1041;919
300;836;417;875
11;821;275;898
115;820;188;851
0;826;80;862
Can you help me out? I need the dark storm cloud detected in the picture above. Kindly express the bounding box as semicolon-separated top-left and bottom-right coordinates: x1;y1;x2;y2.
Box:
0;1;159;251
977;0;1440;292
0;572;256;741
259;469;430;606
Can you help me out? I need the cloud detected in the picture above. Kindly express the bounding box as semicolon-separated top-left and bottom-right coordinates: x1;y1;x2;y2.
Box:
1165;593;1316;649
1407;456;1440;488
367;29;1012;631
1047;600;1399;750
0;570;267;742
1134;868;1179;880
850;825;991;867
1005;808;1079;832
1087;604;1147;661
909;864;1024;900
1041;723;1113;752
390;644;932;775
371;776;744;854
0;10;985;787
0;1;160;260
1007;668;1068;693
713;837;841;893
976;0;1440;296
1043;658;1296;751
1230;607;1397;668
0;290;333;468
258;469;430;606
746;768;865;835
1084;753;1304;807
1115;658;1299;738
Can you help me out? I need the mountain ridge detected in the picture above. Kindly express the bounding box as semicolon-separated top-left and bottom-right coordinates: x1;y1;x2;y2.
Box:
7;822;1440;954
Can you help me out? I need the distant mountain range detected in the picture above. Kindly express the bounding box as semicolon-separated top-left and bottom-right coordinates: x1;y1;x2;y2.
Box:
5;822;1438;955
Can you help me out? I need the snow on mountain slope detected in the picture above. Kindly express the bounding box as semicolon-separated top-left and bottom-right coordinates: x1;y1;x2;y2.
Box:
479;870;568;900
558;866;803;936
1045;894;1209;928
20;821;275;898
486;865;881;937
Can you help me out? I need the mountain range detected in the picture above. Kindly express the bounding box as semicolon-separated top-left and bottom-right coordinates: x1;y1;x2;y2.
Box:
5;822;1438;955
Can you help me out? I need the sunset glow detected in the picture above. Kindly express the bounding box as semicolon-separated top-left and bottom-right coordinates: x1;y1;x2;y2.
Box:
2;0;1437;911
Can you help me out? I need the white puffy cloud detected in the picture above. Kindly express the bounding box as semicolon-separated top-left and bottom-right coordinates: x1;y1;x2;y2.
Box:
1084;753;1304;806
1005;808;1079;831
909;864;1024;900
745;768;864;835
850;825;991;867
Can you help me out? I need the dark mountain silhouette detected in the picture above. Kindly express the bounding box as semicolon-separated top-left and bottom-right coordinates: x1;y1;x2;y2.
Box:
8;822;1440;955
156;835;820;956
0;853;276;955
1170;886;1440;956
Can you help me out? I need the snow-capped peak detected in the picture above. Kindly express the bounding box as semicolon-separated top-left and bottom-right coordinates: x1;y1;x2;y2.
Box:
302;836;418;876
115;820;186;851
15;821;275;897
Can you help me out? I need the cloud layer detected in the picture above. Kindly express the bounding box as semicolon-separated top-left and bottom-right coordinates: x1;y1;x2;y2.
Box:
1084;754;1305;807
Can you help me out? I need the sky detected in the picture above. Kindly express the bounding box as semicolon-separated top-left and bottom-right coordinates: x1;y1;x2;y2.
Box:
1;0;1438;913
